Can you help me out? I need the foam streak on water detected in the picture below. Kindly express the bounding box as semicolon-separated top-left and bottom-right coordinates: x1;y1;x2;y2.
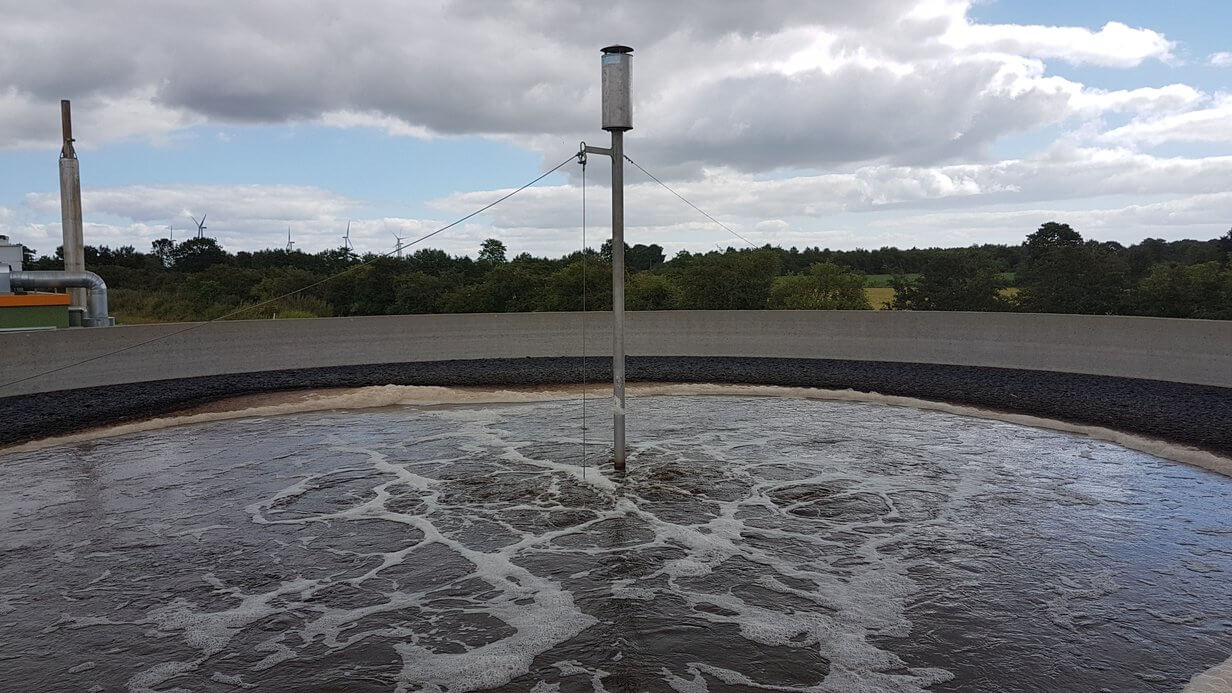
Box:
0;396;1229;692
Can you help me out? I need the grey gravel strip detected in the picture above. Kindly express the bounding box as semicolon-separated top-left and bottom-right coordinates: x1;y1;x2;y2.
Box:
1;356;1228;454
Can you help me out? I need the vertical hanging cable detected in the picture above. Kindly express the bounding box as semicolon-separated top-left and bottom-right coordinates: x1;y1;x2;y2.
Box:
579;146;588;479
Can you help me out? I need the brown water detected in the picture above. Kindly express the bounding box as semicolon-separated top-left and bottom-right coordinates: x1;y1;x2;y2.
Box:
0;395;1229;692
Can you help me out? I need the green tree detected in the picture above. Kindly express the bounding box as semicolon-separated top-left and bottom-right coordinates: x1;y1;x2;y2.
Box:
768;263;870;310
1016;243;1130;314
1025;221;1082;261
253;267;320;301
540;260;612;311
151;238;176;268
626;243;666;272
408;248;463;277
478;238;507;264
627;272;680;310
327;259;400;315
1126;237;1169;278
170;237;228;272
888;255;1010;311
678;250;781;309
392;271;461;314
442;263;545;313
1131;262;1232;319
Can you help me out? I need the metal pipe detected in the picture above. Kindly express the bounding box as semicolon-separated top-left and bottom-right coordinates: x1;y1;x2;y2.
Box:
611;130;625;470
9;271;111;327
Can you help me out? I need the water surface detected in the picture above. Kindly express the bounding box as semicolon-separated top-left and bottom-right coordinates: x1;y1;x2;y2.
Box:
0;395;1229;691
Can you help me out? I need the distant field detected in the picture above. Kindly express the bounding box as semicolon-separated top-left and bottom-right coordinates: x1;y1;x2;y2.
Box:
865;287;895;309
865;285;1018;309
866;272;1016;288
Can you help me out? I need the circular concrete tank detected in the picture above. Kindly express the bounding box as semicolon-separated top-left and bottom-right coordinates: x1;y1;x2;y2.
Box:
2;386;1229;691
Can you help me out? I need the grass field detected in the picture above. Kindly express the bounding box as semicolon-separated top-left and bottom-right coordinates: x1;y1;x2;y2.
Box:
865;272;1015;288
864;285;1019;309
865;287;895;309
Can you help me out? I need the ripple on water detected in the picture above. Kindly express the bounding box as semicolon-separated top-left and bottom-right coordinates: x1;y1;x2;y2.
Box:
0;395;1229;692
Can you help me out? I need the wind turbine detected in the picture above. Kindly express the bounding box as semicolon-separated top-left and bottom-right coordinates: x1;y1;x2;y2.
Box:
285;226;295;253
342;221;353;251
392;231;405;258
168;224;174;243
189;214;207;239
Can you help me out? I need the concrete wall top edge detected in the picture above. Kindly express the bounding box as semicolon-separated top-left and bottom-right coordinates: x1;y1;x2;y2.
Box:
1;310;1229;396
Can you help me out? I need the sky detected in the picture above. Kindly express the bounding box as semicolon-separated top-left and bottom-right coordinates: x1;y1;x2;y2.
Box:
1;0;1230;260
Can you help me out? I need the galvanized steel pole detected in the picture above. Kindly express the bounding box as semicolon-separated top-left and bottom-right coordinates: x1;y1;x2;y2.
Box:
610;129;625;469
59;100;86;313
600;45;632;470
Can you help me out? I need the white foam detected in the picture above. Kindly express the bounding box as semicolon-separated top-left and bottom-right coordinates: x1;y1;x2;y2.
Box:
11;386;1229;691
1185;655;1232;693
210;672;257;689
127;661;197;693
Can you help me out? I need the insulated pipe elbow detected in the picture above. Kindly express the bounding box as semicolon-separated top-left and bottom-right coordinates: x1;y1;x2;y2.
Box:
8;270;110;327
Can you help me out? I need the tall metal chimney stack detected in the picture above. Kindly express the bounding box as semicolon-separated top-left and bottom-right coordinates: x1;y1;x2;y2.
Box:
59;99;86;313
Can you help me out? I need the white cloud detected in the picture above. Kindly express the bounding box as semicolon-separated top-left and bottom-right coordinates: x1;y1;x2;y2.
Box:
1070;84;1205;116
3;181;553;258
876;192;1232;244
944;20;1174;68
317;111;435;140
1;1;1226;254
25;184;355;224
7;149;1229;259
0;0;1197;174
15;184;362;254
1097;95;1232;146
432;147;1232;228
0;86;200;150
1210;52;1232;67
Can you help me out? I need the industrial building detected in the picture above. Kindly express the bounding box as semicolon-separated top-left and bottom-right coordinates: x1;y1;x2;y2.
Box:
0;234;111;330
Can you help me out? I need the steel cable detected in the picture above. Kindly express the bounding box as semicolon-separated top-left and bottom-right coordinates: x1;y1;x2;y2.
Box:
623;154;758;249
0;154;577;393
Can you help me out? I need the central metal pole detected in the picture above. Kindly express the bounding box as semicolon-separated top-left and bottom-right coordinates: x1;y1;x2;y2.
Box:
611;129;626;470
599;43;632;470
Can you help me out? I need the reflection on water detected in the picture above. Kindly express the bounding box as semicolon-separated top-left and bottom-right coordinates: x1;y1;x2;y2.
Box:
0;395;1229;692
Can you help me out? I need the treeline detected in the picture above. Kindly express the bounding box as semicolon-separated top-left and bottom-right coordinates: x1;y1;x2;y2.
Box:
20;223;1232;322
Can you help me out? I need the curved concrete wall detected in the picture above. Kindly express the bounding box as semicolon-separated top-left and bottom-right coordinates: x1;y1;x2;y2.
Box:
1;310;1230;397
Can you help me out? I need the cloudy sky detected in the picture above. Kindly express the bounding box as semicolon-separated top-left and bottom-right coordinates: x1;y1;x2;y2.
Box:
1;0;1230;259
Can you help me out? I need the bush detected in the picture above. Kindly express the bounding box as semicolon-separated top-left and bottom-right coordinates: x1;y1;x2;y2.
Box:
768;263;870;310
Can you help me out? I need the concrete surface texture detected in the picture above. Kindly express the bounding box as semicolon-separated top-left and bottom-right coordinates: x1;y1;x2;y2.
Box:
1;310;1229;397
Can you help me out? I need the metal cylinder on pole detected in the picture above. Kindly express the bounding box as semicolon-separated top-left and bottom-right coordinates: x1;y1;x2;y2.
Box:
601;45;632;470
59;100;86;312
